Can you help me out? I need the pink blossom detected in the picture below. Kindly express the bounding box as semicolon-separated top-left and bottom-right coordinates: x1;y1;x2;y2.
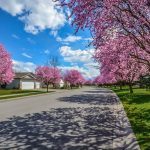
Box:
35;66;61;91
94;36;148;92
0;44;14;86
60;0;150;67
64;69;85;87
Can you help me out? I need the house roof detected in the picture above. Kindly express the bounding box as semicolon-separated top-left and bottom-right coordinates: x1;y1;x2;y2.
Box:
15;72;36;79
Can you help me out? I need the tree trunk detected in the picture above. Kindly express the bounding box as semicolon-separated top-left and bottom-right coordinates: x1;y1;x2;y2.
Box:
119;85;122;90
46;84;49;92
129;84;133;94
1;83;7;89
52;83;54;88
119;81;123;90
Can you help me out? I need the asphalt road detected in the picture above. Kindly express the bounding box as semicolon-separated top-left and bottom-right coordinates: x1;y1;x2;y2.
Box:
0;87;140;150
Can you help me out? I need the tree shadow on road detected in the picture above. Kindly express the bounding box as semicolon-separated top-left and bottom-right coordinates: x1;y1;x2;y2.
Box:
83;90;113;94
0;107;139;150
58;93;120;105
84;88;114;93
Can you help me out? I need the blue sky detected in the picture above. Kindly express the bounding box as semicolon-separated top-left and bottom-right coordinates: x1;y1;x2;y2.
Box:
0;0;99;79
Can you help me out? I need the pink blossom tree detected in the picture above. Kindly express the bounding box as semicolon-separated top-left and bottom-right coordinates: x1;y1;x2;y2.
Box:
0;44;14;88
93;76;102;86
85;79;93;86
94;36;148;93
60;0;150;68
50;67;62;88
93;73;116;87
35;66;61;92
64;69;85;89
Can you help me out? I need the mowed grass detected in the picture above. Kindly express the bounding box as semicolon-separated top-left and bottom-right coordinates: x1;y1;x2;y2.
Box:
112;87;150;150
0;89;48;100
0;89;42;95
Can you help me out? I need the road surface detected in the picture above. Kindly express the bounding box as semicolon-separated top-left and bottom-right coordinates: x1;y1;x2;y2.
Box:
0;87;140;149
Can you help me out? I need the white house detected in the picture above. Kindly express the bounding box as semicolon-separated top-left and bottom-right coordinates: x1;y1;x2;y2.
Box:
6;72;41;90
59;79;64;88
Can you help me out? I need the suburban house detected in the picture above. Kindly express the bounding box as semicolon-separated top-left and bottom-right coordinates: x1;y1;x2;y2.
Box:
63;81;71;89
59;79;65;88
42;79;65;88
6;72;41;90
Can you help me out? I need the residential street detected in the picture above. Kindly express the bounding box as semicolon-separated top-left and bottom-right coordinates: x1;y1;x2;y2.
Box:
0;87;140;149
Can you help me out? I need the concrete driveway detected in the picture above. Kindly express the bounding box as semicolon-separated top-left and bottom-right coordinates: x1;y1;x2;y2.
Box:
0;87;140;149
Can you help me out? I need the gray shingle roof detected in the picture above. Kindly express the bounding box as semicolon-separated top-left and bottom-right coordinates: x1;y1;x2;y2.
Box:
15;72;36;79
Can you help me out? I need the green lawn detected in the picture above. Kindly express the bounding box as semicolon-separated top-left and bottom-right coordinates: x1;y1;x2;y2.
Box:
0;89;42;95
112;87;150;150
0;89;48;100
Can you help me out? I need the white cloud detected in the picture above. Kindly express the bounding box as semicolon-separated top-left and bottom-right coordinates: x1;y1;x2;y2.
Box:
13;60;36;72
27;38;36;44
12;59;99;79
22;53;32;59
84;37;93;41
60;65;99;79
60;46;94;63
83;62;99;78
64;35;82;42
0;1;23;16
50;30;58;37
56;35;93;45
56;35;82;43
0;0;66;34
12;34;20;39
44;49;50;55
56;37;63;42
59;46;99;79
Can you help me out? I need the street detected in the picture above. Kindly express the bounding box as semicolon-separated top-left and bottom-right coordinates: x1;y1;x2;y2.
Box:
0;87;140;149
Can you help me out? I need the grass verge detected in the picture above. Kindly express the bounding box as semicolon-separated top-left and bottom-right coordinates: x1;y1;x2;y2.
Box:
0;89;44;95
112;87;150;150
0;90;52;100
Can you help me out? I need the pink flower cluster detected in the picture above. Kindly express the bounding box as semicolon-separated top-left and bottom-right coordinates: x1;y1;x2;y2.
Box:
94;36;148;85
64;69;85;86
60;0;150;89
60;0;150;67
0;44;14;85
35;66;61;85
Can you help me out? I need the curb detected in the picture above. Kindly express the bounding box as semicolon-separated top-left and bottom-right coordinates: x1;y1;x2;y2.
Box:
0;91;55;103
0;87;85;103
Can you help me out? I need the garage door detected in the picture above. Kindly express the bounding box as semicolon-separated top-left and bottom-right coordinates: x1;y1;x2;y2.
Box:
22;81;34;90
35;82;40;89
